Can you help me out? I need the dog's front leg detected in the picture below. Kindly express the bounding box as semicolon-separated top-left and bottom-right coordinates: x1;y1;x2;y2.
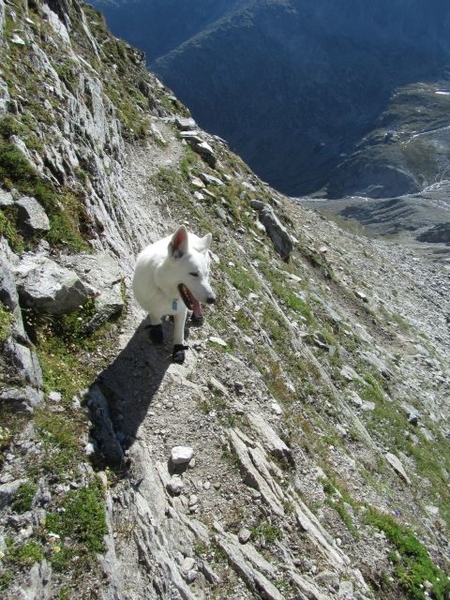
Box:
147;314;163;344
172;308;188;363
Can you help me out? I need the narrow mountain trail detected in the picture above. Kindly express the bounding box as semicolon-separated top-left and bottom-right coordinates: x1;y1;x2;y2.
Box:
88;119;450;599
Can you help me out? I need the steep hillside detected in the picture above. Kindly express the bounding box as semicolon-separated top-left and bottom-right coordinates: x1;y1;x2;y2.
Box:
92;0;450;198
1;2;450;600
90;0;245;62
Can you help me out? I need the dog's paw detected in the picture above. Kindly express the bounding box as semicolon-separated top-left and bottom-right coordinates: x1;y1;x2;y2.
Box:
172;344;189;363
148;323;163;344
190;313;204;326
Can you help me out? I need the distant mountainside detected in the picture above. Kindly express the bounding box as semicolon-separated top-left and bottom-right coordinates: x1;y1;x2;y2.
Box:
91;0;450;198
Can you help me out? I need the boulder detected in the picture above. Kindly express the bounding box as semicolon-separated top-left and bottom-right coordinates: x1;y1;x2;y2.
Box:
15;255;92;315
251;200;292;261
61;253;124;333
416;222;450;245
15;196;50;234
0;189;14;207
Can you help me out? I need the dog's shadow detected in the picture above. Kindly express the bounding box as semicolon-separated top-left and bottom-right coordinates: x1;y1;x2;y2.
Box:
86;316;189;470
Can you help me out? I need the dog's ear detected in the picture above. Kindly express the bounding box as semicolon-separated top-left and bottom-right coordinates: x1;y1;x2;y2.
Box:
196;232;212;251
169;225;189;259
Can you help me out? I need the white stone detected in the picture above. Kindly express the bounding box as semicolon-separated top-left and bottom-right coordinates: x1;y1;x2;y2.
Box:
209;336;227;347
171;446;194;464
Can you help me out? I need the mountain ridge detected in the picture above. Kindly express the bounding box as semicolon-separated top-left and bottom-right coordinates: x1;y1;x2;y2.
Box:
93;0;450;198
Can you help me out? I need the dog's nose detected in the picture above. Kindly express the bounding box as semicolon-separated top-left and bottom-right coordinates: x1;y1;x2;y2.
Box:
206;295;216;305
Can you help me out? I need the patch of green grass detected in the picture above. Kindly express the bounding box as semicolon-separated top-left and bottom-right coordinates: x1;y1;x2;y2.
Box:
358;372;386;404
4;538;44;567
0;138;91;252
0;302;13;343
25;299;115;402
277;286;315;323
0;206;24;252
365;508;450;599
0;139;37;189
11;481;38;513
33;332;93;399
34;410;84;476
251;520;283;545
46;479;107;564
224;261;260;295
151;167;191;204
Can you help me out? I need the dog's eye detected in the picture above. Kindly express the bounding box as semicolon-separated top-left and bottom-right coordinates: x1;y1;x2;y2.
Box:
189;271;199;277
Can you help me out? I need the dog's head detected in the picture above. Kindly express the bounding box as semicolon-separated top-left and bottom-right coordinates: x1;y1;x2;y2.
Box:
169;225;216;309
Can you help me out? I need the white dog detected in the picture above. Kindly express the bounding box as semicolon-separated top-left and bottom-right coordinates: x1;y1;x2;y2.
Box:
132;225;216;363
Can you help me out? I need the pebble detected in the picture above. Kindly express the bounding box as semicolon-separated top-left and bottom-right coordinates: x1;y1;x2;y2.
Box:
238;527;251;544
166;477;184;496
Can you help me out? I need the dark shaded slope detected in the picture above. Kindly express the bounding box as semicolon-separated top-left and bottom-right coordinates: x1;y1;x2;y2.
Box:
90;0;244;62
93;0;450;197
151;0;450;196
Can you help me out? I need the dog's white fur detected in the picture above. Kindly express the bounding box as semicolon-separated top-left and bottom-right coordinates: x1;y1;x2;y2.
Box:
133;225;215;360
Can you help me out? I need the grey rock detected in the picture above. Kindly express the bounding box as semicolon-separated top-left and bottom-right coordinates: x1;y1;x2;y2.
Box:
340;365;362;382
16;196;50;233
181;556;196;575
0;74;10;115
385;452;411;484
251;201;292;260
61;253;124;332
0;386;43;410
196;141;216;168
359;351;394;379
238;527;252;544
3;338;43;390
198;561;222;585
199;172;223;187
213;522;284;600
315;570;340;590
247;411;294;465
416;222;450;245
0;250;20;312
175;116;197;130
166;477;184;496
16;255;92;315
20;560;53;600
0;479;26;509
0;188;13;206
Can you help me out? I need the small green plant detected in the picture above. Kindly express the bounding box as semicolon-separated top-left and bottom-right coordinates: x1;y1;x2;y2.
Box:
11;481;38;513
34;410;83;476
46;479;107;565
0;207;24;252
4;538;44;567
251;520;283;545
0;302;13;343
365;508;450;599
0;140;37;189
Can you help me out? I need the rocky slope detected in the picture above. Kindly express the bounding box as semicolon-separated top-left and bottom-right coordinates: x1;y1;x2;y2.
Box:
0;2;449;600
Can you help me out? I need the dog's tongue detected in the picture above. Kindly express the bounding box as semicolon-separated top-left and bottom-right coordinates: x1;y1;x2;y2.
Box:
192;299;202;317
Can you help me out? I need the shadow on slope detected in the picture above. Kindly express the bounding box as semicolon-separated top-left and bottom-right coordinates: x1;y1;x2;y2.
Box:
86;317;180;469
